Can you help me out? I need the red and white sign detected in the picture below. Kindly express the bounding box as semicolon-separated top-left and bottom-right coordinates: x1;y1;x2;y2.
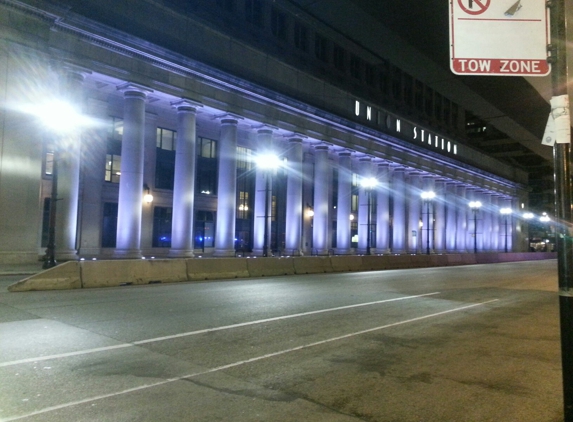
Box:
449;0;550;76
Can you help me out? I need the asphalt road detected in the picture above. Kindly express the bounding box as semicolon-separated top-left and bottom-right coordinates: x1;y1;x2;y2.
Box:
0;260;564;421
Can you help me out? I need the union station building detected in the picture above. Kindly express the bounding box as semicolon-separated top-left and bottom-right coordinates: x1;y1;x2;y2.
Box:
0;0;538;264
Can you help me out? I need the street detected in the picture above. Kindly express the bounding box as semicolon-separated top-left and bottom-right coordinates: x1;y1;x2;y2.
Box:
0;260;563;421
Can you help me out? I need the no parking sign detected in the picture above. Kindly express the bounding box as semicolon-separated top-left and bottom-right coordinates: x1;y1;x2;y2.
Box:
449;0;550;76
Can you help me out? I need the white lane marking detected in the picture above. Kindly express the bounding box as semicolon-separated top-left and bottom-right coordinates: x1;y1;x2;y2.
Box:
0;292;439;368
0;299;498;422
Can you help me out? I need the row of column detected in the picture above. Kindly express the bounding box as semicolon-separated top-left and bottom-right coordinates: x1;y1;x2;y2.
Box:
52;76;516;260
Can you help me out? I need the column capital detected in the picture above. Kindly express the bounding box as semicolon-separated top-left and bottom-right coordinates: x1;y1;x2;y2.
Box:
253;124;279;133
285;132;308;141
117;82;153;98
314;144;330;152
171;98;203;112
215;112;243;125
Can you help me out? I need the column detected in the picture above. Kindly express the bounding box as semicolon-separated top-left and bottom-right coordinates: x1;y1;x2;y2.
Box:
444;182;457;253
455;184;467;252
491;195;500;251
357;157;373;254
284;136;304;255
421;175;436;254
214;116;242;257
482;192;493;252
407;172;422;254
503;197;514;252
466;188;478;252
253;128;275;256
433;179;446;254
374;162;390;254
169;99;202;257
335;151;352;254
391;167;406;254
115;83;152;258
55;68;86;261
313;144;330;255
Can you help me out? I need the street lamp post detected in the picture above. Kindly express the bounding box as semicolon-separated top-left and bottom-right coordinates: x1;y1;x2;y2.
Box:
500;208;512;253
360;177;378;255
43;150;59;268
469;201;482;254
256;153;281;257
421;191;436;255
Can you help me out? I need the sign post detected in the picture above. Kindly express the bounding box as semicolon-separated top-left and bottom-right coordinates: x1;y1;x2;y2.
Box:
450;1;572;420
449;0;550;76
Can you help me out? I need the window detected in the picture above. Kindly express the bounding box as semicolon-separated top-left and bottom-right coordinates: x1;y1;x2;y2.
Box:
105;154;121;183
41;198;50;247
379;60;389;96
333;44;345;72
237;146;254;170
415;80;424;112
156;128;176;151
452;103;459;128
314;33;328;62
152;207;172;247
245;0;263;27
110;117;123;141
155;128;177;190
44;150;54;176
425;86;434;116
443;99;451;125
197;137;217;195
365;64;375;87
271;7;287;40
217;0;234;12
294;22;308;52
391;66;402;101
195;211;215;250
350;55;361;80
101;202;118;248
237;191;250;219
403;74;413;108
434;93;443;121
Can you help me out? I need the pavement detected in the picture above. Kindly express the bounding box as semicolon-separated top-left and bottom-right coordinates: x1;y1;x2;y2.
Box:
0;263;43;277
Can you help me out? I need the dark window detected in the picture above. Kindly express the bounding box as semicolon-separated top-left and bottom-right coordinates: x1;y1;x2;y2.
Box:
41;198;50;247
245;0;264;27
391;66;402;101
379;60;390;96
102;202;118;248
365;64;376;87
333;44;345;71
105;154;121;183
217;0;234;12
105;117;123;183
155;127;177;189
271;7;287;40
434;93;443;121
443;99;451;125
195;211;215;250
425;86;434;116
315;33;328;62
415;80;424;112
294;22;308;52
152;207;172;247
403;74;413;108
452;103;459;128
350;55;362;80
197;137;218;195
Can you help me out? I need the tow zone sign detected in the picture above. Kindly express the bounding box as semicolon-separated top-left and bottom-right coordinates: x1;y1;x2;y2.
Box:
449;0;550;76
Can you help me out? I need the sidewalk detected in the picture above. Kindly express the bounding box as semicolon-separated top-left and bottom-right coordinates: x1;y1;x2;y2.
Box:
0;263;43;276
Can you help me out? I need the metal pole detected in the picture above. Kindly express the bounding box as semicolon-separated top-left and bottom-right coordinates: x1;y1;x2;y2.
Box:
426;200;431;255
550;0;573;419
43;149;58;269
474;210;478;254
263;172;270;257
366;188;371;255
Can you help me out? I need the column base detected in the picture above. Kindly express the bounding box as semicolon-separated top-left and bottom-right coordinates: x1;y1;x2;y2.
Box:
113;249;142;259
169;249;194;258
213;248;236;257
333;248;352;255
55;249;78;262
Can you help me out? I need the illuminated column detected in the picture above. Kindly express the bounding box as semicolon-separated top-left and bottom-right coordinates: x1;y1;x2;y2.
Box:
391;167;406;253
357;157;373;254
335;151;352;254
466;188;477;252
284;136;304;255
455;184;467;252
313;144;330;255
169;99;202;257
491;195;500;251
434;179;446;254
214;116;242;257
374;162;390;254
482;192;493;251
407;172;422;254
115;83;152;258
421;175;436;254
444;182;457;252
503;197;514;252
55;68;87;261
253;128;275;256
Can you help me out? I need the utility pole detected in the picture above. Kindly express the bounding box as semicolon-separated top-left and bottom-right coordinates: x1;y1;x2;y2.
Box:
549;0;573;419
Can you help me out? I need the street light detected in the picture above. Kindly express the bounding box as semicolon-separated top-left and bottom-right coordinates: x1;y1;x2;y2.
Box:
421;191;436;255
500;207;512;253
469;201;482;254
34;99;85;269
360;177;378;255
256;153;281;257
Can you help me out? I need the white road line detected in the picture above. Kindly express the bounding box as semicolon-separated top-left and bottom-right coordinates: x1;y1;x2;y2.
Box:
0;292;439;368
0;298;498;422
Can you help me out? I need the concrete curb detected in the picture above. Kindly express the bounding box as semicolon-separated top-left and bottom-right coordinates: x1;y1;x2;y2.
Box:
7;252;557;292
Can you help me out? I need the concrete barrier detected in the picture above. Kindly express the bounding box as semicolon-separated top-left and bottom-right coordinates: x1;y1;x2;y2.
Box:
247;257;295;277
81;259;188;288
7;252;557;291
330;255;364;272
293;256;333;274
8;261;81;291
187;258;249;281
